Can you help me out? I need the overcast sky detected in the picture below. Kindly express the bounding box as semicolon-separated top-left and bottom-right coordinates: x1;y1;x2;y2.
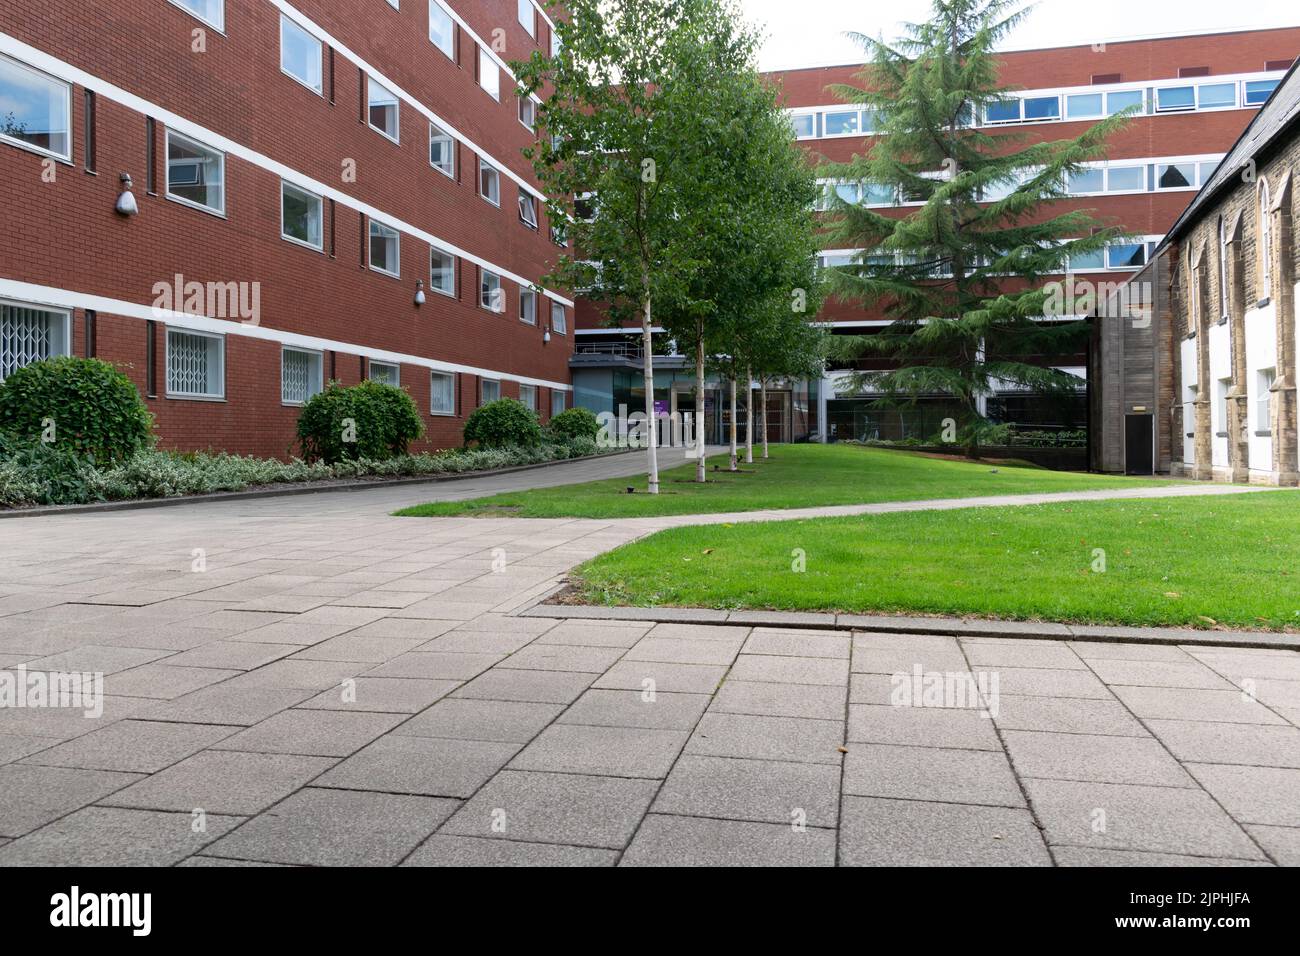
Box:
741;0;1300;71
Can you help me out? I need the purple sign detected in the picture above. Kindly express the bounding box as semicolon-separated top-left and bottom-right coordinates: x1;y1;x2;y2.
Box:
653;400;670;416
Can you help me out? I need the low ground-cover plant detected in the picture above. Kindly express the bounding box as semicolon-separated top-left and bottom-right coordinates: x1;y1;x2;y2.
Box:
464;398;542;448
297;380;425;463
0;435;610;509
0;357;153;464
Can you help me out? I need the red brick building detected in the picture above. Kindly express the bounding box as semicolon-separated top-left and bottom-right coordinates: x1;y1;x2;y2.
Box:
574;26;1300;449
1;0;573;459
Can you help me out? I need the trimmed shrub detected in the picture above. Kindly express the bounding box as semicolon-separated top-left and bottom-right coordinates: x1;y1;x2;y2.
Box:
547;406;600;443
296;380;425;463
0;357;153;465
463;398;542;449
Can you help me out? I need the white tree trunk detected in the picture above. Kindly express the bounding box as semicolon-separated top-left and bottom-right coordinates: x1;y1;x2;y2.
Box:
695;329;707;483
745;366;754;465
641;288;660;494
761;379;770;459
728;376;738;471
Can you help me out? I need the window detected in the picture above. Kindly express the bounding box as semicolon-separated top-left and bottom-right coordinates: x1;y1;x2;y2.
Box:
280;16;322;94
1107;242;1147;269
519;96;536;131
1244;80;1279;106
1068;247;1105;271
550;300;567;334
369;361;400;387
481;270;504;312
368;76;399;142
166;131;225;214
1106;89;1144;115
0;54;71;161
166;328;224;399
1198;82;1236;109
518;0;535;37
478;47;500;100
519;384;537;411
789;113;815;139
1257;369;1276;435
1065;93;1104;119
369;221;400;277
481;379;501;403
1106;165;1145;192
1;302;69;381
1219;217;1230;320
1199;159;1220;184
823;110;861;136
1067;168;1104;194
281;347;323;405
429;4;454;59
431;371;456;415
479;159;500;205
551;390;566;417
519;287;537;324
169;0;223;30
281;182;323;250
985;99;1021;124
1156;163;1196;189
1216;377;1231;436
1155;86;1195;112
519;192;538;229
429;123;455;178
1022;96;1060;121
430;250;456;297
1258;179;1272;299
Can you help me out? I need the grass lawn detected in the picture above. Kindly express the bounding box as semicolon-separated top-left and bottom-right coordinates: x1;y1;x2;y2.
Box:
572;491;1300;630
395;444;1175;519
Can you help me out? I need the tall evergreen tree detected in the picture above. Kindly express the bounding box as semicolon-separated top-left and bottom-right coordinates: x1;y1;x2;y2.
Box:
821;0;1133;453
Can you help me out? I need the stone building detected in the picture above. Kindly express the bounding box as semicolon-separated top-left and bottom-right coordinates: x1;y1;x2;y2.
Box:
1093;59;1300;482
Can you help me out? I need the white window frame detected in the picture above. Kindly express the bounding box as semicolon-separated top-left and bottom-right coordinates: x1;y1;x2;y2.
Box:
431;370;456;415
165;130;226;216
519;384;537;412
429;123;455;179
551;389;567;418
430;249;456;298
168;0;224;32
480;270;504;312
369;360;401;387
478;46;501;101
519;96;536;131
479;158;501;206
279;14;323;96
281;346;324;406
550;300;567;335
281;180;324;251
367;75;401;144
481;379;501;403
429;3;455;59
165;327;225;401
0;53;72;163
518;0;536;37
519;287;537;325
369;220;401;278
0;300;71;383
519;192;538;229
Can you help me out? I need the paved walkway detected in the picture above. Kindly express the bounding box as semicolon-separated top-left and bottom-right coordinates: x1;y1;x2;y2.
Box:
0;456;1296;866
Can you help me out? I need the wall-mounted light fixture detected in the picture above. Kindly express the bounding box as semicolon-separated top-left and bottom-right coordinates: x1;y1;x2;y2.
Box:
543;323;552;344
115;173;138;217
414;280;426;306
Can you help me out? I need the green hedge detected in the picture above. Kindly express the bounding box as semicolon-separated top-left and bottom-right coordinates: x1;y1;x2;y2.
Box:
547;406;601;443
463;398;542;448
0;436;607;509
0;357;153;465
296;380;425;463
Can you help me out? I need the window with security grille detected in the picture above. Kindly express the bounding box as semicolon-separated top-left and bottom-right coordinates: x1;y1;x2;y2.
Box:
369;361;400;387
281;347;323;405
1;303;70;382
167;329;224;398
